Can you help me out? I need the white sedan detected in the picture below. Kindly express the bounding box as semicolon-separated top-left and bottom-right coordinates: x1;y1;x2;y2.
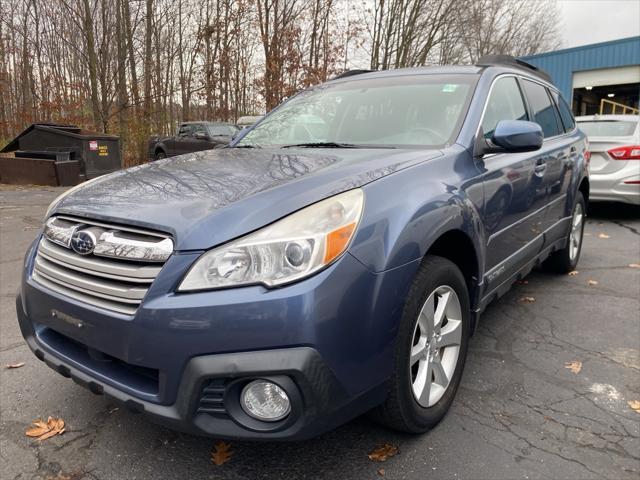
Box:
576;114;640;205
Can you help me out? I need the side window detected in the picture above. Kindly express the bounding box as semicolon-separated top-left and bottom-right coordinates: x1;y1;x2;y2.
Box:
481;77;528;139
192;124;207;137
550;90;576;132
178;124;193;137
521;80;563;138
209;126;233;136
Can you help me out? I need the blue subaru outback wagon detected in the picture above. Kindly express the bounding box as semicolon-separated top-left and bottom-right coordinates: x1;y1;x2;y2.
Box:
17;56;589;440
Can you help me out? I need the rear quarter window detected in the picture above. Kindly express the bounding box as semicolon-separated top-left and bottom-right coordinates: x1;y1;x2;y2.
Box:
550;91;576;132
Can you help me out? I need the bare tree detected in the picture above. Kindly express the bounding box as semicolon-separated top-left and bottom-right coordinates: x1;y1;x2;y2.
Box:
0;0;562;163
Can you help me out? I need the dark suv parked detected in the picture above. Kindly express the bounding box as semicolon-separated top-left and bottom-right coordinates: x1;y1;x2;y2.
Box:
17;57;589;440
149;121;239;160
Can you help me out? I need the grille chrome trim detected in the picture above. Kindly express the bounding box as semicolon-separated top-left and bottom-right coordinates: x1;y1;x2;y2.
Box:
38;238;161;283
34;216;172;315
44;216;173;262
34;256;147;301
32;272;139;315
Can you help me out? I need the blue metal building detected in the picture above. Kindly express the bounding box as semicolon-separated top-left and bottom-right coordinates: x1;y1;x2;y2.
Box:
521;36;639;115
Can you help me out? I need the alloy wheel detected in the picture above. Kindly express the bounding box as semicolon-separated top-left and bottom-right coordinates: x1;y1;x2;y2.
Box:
569;202;584;261
410;285;462;408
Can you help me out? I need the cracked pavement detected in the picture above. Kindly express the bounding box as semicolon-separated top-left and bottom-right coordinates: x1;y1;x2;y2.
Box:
1;186;638;480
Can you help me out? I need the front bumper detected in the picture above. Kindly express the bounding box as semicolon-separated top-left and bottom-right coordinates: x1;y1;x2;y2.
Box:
18;311;371;440
17;239;420;439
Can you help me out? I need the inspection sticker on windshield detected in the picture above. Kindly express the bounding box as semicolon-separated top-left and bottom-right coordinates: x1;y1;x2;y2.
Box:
442;84;458;92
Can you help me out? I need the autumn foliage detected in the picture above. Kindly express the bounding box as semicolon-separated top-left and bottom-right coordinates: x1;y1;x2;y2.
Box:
0;0;560;166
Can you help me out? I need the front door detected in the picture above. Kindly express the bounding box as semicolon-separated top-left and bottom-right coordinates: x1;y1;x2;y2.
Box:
478;76;547;294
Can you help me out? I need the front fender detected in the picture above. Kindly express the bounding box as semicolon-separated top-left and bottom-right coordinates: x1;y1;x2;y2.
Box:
350;154;485;276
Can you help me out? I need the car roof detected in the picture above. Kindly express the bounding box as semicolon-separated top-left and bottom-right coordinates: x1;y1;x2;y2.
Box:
326;64;557;90
181;121;236;126
576;114;639;122
327;65;482;83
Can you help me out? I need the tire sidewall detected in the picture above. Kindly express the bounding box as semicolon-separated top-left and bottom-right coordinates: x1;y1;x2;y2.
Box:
394;257;471;431
567;193;586;271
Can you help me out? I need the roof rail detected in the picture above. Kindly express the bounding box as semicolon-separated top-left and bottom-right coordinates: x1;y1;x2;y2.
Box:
476;55;552;83
331;69;375;80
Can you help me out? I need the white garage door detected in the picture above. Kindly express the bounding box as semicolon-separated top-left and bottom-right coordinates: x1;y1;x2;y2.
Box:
573;66;640;89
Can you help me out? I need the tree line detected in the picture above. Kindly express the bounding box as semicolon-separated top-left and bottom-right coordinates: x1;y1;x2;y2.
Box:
0;0;560;165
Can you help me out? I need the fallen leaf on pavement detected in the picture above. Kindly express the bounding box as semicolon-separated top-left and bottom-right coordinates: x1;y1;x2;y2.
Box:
565;361;582;374
519;296;535;303
368;443;399;462
628;400;640;413
45;472;75;480
5;362;25;369
597;233;610;239
377;468;386;476
568;271;578;276
588;280;598;286
515;279;528;285
629;264;640;269
26;417;65;441
211;441;232;465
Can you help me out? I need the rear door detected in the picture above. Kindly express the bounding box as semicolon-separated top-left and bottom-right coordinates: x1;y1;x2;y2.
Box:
520;79;572;237
548;90;581;235
479;76;546;292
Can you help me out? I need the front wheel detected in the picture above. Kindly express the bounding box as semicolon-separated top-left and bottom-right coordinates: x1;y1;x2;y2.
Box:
155;150;167;160
543;192;586;273
372;255;470;433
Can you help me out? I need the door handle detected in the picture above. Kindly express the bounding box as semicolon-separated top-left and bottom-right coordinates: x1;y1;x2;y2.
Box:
534;161;547;177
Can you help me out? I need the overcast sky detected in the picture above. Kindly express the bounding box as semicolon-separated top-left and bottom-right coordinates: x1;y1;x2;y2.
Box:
557;0;640;49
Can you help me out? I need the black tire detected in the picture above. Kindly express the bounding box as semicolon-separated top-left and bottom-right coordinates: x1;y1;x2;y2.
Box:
543;192;586;274
155;150;167;160
371;255;471;433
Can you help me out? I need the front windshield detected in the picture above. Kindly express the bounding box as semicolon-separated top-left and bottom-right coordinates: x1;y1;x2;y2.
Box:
238;74;477;148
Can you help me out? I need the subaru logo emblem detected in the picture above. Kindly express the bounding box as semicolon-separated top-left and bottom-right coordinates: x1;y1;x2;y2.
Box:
70;230;96;255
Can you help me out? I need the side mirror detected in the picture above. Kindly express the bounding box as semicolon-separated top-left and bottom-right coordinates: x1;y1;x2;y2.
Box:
477;120;543;156
194;132;209;140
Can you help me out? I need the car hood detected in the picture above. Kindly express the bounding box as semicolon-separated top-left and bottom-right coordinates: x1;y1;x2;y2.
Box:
53;147;442;250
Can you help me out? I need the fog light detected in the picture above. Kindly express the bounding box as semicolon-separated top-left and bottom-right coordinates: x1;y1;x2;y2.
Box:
240;380;291;422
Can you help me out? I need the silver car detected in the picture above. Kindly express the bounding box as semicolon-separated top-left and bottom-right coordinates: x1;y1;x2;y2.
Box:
576;115;640;205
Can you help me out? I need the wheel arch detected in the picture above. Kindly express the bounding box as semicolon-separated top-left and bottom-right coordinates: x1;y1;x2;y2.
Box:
154;145;167;157
579;176;589;206
423;229;481;323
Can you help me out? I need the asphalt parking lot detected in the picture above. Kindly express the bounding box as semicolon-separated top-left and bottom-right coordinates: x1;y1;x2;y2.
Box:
1;185;639;480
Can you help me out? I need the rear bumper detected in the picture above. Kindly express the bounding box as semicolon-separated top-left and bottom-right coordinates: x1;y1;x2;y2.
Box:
590;170;640;205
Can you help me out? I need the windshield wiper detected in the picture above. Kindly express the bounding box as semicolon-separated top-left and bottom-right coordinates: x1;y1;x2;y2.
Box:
233;144;261;148
281;142;361;149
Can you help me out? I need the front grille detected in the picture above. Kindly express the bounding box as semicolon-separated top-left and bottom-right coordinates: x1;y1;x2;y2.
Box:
33;216;172;315
197;379;228;416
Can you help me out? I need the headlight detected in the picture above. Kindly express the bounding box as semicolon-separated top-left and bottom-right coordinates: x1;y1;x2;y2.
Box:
178;189;364;291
